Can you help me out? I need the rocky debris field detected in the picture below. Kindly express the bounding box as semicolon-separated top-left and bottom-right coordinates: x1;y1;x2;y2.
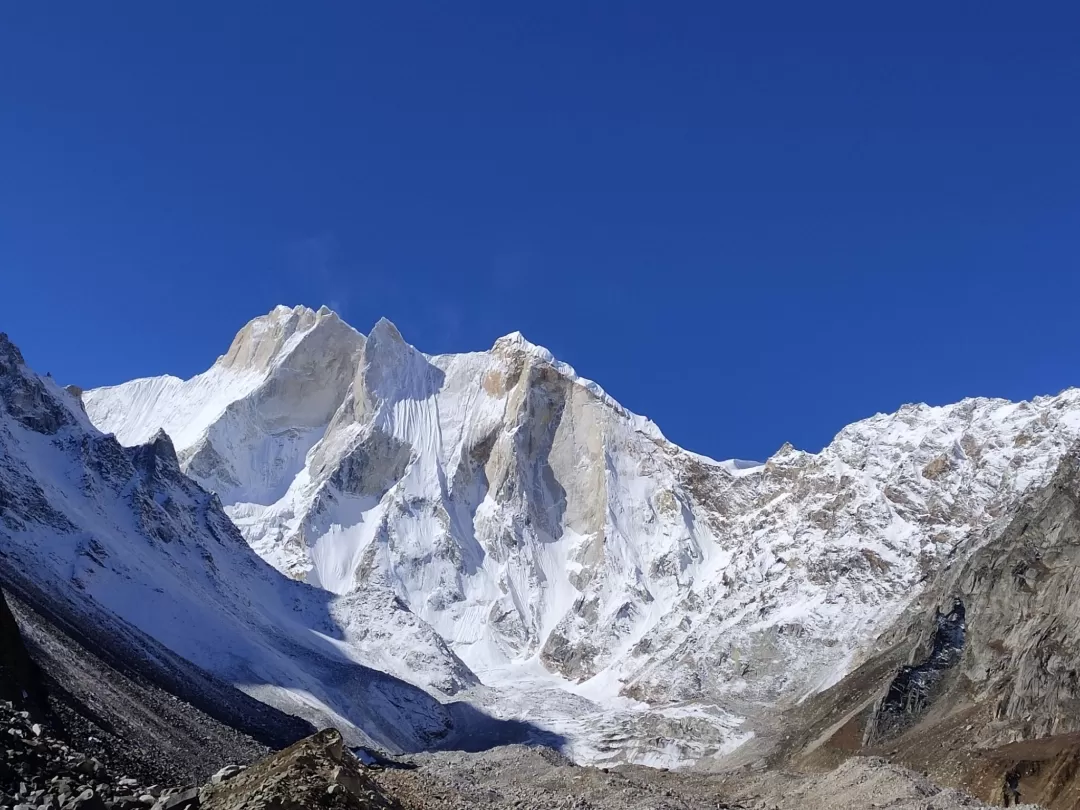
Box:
0;570;1038;810
0;693;1037;810
0;697;207;810
197;728;395;810
0;583;309;789
371;744;1025;810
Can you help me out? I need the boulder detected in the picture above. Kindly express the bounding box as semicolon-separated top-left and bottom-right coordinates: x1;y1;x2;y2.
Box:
156;787;199;810
208;767;243;786
199;729;393;810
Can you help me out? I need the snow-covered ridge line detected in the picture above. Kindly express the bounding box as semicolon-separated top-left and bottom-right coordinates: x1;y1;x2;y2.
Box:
80;306;1080;767
484;330;669;445
0;329;486;753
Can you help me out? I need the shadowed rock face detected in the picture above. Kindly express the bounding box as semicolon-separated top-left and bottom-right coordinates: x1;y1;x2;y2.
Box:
0;588;47;715
0;333;73;436
883;446;1080;747
871;597;966;743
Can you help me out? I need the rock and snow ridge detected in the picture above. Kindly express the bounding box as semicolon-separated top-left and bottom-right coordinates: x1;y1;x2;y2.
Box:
81;305;1080;766
0;330;478;755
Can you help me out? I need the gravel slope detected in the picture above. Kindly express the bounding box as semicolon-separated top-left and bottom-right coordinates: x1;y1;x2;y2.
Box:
0;580;311;786
374;746;1021;810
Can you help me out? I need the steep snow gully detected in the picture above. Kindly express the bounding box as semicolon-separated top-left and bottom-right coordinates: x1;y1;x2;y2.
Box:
38;303;1080;767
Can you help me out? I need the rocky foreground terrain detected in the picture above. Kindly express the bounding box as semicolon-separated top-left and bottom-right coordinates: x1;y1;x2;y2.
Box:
0;696;217;810
0;697;1024;810
0;578;1030;810
378;745;1021;810
0;572;1022;810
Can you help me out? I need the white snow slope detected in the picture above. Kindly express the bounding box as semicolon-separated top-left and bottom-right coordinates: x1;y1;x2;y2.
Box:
0;331;476;754
84;305;1080;766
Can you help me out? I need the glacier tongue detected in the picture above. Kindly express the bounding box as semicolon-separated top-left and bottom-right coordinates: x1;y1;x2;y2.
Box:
83;306;1080;766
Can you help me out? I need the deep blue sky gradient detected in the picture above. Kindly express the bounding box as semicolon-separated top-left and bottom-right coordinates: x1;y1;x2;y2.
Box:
3;3;1080;461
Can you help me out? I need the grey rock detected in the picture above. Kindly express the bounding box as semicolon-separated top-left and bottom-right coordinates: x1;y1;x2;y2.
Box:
769;447;1080;809
208;767;243;786
75;761;106;779
67;789;105;810
159;787;199;810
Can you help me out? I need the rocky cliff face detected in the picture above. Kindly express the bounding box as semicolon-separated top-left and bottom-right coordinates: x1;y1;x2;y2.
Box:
82;306;1080;765
766;445;1080;808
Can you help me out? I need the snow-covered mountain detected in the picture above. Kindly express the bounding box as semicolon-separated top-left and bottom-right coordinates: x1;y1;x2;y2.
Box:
0;330;478;754
83;305;1080;765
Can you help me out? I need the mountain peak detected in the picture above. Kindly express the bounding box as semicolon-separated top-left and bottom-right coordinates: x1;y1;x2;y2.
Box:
149;426;178;457
493;330;528;347
129;426;183;477
368;317;405;345
0;332;26;369
219;305;352;374
492;330;550;360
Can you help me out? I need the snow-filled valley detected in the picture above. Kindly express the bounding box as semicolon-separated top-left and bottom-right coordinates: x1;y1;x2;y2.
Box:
7;303;1080;767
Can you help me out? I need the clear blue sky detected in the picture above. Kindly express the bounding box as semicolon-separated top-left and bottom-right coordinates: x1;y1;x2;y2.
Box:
3;3;1079;462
